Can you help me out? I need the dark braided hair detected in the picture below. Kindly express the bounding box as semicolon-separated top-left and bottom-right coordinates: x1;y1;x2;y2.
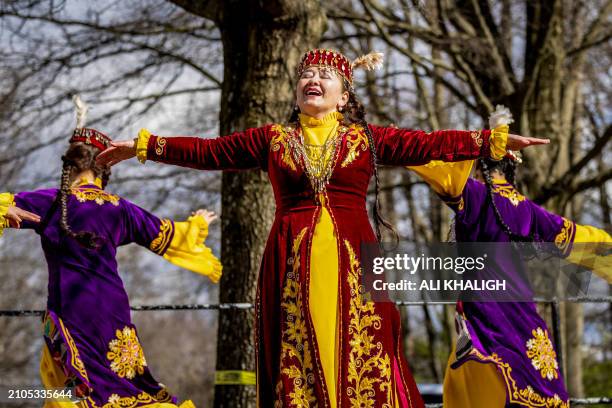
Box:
478;157;533;243
289;78;399;244
57;143;111;249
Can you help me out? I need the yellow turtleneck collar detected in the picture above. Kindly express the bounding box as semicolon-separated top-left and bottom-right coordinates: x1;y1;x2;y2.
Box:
298;111;344;128
492;178;509;185
74;177;103;188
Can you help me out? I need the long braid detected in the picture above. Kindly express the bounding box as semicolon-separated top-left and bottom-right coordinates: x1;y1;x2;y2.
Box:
343;81;399;245
56;144;108;249
480;159;530;243
58;159;76;239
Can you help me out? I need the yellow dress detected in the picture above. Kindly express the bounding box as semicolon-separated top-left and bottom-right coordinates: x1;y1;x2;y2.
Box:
302;112;404;408
300;112;341;408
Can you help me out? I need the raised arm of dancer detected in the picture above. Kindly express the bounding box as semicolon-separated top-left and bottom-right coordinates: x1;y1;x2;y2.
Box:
121;200;221;282
530;204;612;283
0;190;50;235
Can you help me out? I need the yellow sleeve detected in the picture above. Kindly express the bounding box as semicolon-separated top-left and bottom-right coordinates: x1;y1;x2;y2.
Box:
566;224;612;283
489;125;509;161
136;128;152;164
0;192;15;237
407;160;475;199
162;215;222;283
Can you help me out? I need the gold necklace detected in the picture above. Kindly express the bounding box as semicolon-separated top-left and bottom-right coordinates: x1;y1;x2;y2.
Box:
287;125;343;194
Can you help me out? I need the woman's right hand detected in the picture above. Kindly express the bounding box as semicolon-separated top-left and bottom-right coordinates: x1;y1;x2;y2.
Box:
5;205;41;228
96;140;136;167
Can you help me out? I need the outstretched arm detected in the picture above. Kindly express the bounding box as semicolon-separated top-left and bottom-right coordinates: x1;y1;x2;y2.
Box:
97;125;273;171
371;124;547;166
0;192;45;236
121;200;221;282
531;203;611;283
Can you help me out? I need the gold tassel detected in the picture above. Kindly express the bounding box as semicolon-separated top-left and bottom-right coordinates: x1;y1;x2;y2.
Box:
351;52;384;71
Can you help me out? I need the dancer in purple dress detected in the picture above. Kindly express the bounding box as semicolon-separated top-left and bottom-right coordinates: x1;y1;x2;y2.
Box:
0;121;221;407
408;109;611;408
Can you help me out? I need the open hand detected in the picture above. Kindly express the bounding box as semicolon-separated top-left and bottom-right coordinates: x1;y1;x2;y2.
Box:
193;209;218;224
507;134;550;150
96;140;136;167
5;205;41;228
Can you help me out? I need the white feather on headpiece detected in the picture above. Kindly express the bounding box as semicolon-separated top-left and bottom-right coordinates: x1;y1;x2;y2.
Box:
488;104;514;128
73;94;89;129
351;52;384;71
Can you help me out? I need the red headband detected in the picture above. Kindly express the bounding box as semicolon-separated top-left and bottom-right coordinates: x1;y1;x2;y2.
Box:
70;128;112;151
297;49;353;84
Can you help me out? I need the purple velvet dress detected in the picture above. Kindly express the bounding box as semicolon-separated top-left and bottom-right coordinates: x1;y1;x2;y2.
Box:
14;183;182;407
447;179;572;408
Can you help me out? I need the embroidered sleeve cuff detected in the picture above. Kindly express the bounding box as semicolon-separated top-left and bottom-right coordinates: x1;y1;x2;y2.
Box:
489;125;509;161
163;215;221;283
149;219;174;255
136;128;152;164
0;192;15;237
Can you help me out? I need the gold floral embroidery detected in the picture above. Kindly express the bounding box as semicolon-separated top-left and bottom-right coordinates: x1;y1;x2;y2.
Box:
155;137;167;156
554;218;574;255
471;130;483;147
344;240;393;408
341;124;368;168
493;184;526;207
106;326;147;379
277;227;317;407
71;188;119;206
526;327;559;381
270;124;298;171
150;219;173;255
57;317;90;382
98;388;172;408
469;348;567;407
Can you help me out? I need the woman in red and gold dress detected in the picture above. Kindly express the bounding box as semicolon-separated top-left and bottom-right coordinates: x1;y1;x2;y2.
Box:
98;49;549;408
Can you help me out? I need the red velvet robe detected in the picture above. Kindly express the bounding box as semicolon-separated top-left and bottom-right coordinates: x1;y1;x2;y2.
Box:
144;122;492;408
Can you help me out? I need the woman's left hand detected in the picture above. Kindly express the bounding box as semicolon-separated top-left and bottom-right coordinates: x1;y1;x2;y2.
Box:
192;209;218;224
507;134;550;150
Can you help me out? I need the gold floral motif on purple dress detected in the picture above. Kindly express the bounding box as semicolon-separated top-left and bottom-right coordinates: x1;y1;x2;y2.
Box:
554;218;574;254
493;184;526;207
469;349;568;408
276;227;317;407
98;388;172;408
106;326;147;379
150;219;173;255
526;327;559;381
341;124;368;168
71;188;120;206
57;317;90;382
344;239;393;407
